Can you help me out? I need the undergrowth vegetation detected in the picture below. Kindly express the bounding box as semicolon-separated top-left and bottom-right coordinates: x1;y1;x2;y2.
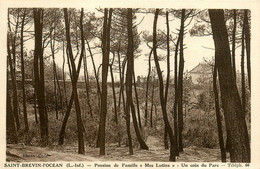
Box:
14;73;251;151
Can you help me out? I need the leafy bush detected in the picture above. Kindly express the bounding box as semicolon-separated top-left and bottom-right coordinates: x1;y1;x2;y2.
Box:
183;109;219;149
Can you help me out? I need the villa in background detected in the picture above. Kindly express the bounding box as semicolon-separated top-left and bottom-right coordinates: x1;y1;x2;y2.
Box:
188;63;212;84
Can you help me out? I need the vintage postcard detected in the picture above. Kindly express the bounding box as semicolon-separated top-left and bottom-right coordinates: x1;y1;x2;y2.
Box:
0;0;260;168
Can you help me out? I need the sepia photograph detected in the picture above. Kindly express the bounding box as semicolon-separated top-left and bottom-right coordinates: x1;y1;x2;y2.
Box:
1;1;260;166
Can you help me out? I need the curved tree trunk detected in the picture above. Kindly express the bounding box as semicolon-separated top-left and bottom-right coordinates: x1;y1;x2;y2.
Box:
213;62;226;162
110;54;121;146
117;56;127;148
86;39;102;148
110;54;118;124
59;10;87;146
63;8;85;154
86;41;101;98
130;101;149;150
87;41;101;147
117;54;126;113
83;51;93;118
130;58;148;149
153;9;176;162
58;96;73;145
209;9;250;162
52;37;63;116
144;49;153;127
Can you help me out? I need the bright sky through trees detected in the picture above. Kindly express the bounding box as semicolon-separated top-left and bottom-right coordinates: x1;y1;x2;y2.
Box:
21;8;245;82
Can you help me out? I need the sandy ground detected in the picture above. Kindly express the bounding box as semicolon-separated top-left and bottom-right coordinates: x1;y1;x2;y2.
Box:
6;136;228;162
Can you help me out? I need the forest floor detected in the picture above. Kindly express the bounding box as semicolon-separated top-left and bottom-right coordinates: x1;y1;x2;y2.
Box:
6;136;229;162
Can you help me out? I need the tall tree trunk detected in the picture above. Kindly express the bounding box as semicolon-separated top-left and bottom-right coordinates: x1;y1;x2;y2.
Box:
130;101;149;150
51;32;59;120
125;8;134;155
50;25;63;116
86;40;102;148
34;9;49;146
59;11;87;146
58;42;85;145
127;24;148;150
81;19;92;118
55;68;63;113
7;10;20;130
86;41;101;97
133;71;142;129
20;9;29;132
117;54;125;148
58;91;74;145
7;36;18;144
117;51;123;110
99;8;113;156
33;93;38;123
226;9;237;153
209;9;250;162
109;54;121;146
173;35;180;156
231;10;237;81
63;8;85;154
83;49;93;118
7;89;18;144
144;49;153;127
153;9;176;162
165;11;170;104
163;11;171;151
120;59;127;113
110;54;117;124
150;77;155;128
241;14;246;117
177;9;185;152
244;10;251;91
32;65;38;124
12;9;20;72
213;62;226;162
117;54;126;115
86;41;101;120
62;41;68;108
64;51;86;137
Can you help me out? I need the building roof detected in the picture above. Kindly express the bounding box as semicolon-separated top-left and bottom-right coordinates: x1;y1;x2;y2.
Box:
189;63;212;74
